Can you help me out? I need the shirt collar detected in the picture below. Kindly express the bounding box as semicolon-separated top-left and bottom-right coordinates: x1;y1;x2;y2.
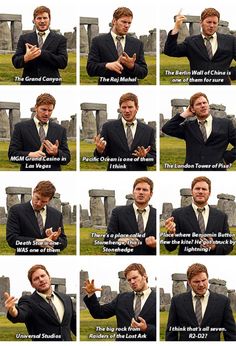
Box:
121;116;137;127
36;289;53;300
110;30;126;41
34;115;49;126
201;32;217;40
191;289;210;299
36;29;50;36
197;114;212;125
133;202;150;214
192;202;209;213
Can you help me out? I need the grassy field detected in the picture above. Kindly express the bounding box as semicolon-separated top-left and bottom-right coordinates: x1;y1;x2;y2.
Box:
80;55;156;85
80;227;114;256
80;140;156;171
0;52;76;85
80;309;116;341
0;224;76;255
0;140;76;171
160;137;236;171
160;54;236;85
160;311;236;341
160;227;236;255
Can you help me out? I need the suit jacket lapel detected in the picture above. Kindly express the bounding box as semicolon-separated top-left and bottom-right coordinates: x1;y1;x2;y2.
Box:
193;35;210;60
125;204;139;232
25;202;43;237
105;33;118;60
201;291;215;325
139;290;155;315
114;119;129;149
42;31;54;50
28;119;42;147
207;117;220;142
32;291;60;323
191;120;205;143
131;121;144;150
184;291;199;326
145;206;155;233
185;205;201;234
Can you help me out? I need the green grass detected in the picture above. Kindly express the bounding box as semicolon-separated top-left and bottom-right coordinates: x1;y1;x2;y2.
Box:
80;227;114;255
160;137;236;171
80;309;116;341
0;52;76;85
0;140;76;171
80;140;156;171
80;55;156;85
0;224;76;255
160;227;236;255
160;311;236;341
160;53;236;85
0;315;76;341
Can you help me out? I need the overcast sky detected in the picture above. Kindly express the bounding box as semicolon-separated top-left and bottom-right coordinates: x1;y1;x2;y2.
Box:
80;0;157;37
0;86;77;121
157;171;236;210
80;86;157;124
0;171;78;206
1;0;77;33
158;0;236;32
159;86;236;119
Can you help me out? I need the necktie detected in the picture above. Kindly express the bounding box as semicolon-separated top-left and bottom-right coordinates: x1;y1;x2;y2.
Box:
46;295;60;322
199;120;207;142
204;37;213;60
137;209;146;234
35;210;44;235
197;208;205;234
195;295;203;326
134;292;144;319
126;122;133;150
38;32;45;49
38;122;46;143
116;35;124;57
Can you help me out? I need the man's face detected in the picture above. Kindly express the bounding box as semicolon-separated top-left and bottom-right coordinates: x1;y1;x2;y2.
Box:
126;270;148;292
120;100;138;123
191;96;210;120
192;181;210;207
32;192;51;211
112;16;132;35
35;104;54;123
201;16;219;37
188;272;208;296
133;182;152;207
33;12;50;32
31;268;51;294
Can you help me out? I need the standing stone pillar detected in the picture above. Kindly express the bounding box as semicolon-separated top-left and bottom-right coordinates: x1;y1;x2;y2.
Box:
81;110;97;139
172;273;187;296
104;195;115;225
96;110;107;133
217;194;236;227
0;22;12;50
48;193;61;211
180;188;192;207
62;202;72;224
209;279;228;296
126;193;134;205
9;108;20;137
80;270;89;309
0;276;10;313
119;271;132;293
11;20;22;50
228;290;236;312
80;24;89;53
89;196;106;226
171;99;189;117
0;110;10;138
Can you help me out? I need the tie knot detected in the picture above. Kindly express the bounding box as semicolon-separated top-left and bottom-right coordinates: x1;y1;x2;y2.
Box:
137;208;146;214
38;31;46;37
195;294;204;300
116;35;124;41
136;292;144;297
204;36;213;41
39;121;46;126
199;120;207;125
197;207;205;214
126;122;134;127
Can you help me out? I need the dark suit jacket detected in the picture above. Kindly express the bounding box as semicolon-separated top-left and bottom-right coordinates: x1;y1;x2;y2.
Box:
164;205;233;255
12;31;68;85
164;32;236;85
6;201;67;255
162;114;236;171
166;290;236;341
105;204;156;255
86;33;148;85
7;291;76;341
8;119;71;171
84;290;156;341
94;119;156;171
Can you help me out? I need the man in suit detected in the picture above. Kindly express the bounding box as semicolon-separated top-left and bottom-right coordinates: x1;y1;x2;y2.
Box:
164;8;236;85
83;263;156;341
12;6;68;85
4;264;76;340
8;93;71;171
86;7;148;85
163;176;233;255
104;177;156;255
6;180;67;255
166;263;236;341
94;93;156;171
162;92;236;171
